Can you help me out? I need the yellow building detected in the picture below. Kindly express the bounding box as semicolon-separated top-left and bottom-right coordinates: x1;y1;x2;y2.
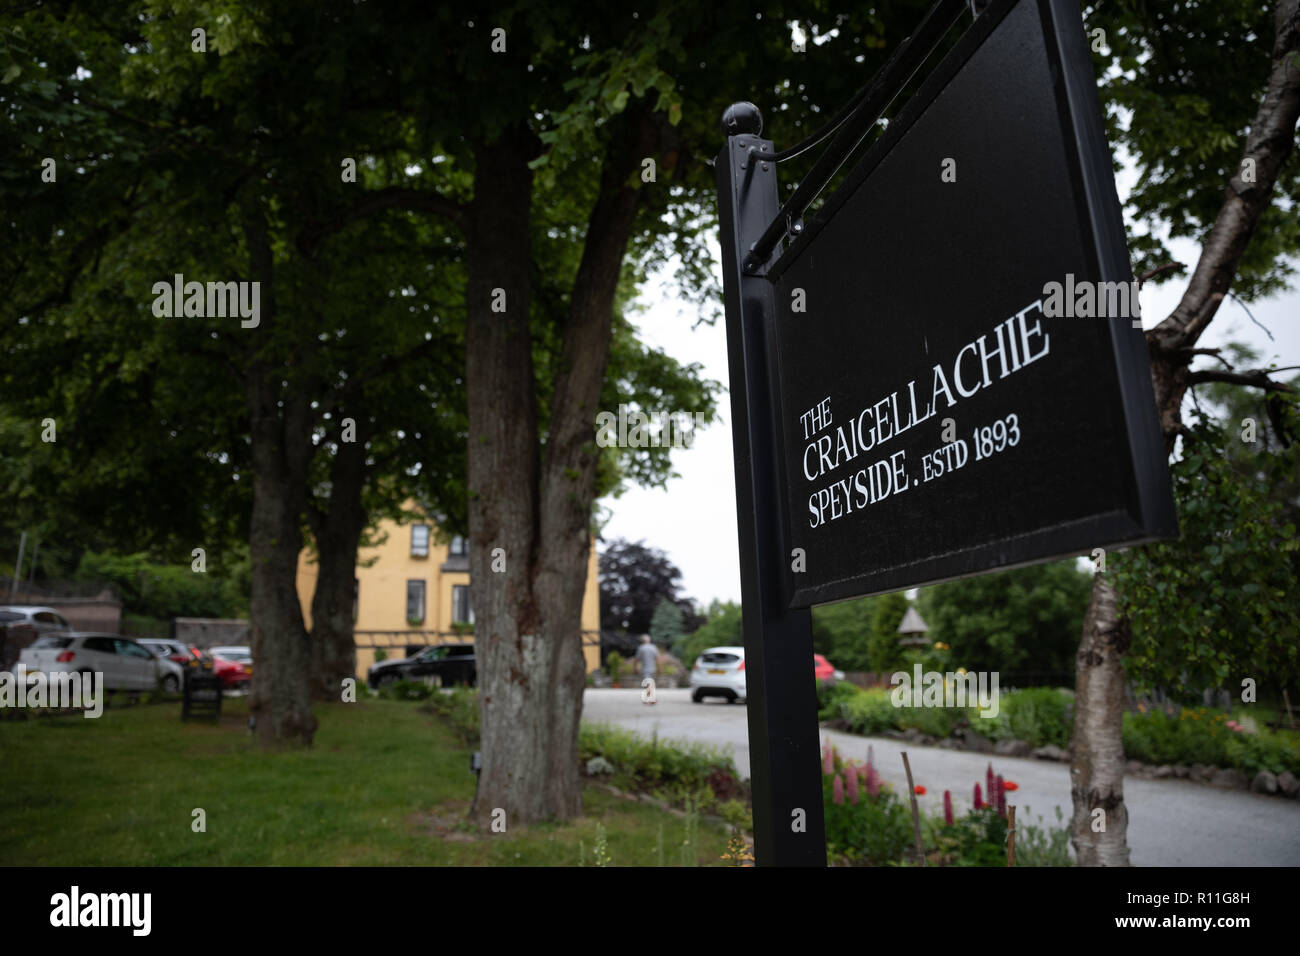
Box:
295;511;602;680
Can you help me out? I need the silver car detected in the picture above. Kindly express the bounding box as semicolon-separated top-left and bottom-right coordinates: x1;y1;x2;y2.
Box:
19;632;162;691
0;605;72;633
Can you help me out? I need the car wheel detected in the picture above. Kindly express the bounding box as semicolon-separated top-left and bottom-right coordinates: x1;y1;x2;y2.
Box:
691;689;705;703
161;674;179;693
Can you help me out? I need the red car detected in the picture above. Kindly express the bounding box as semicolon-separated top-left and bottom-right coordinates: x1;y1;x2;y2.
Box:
814;654;845;682
210;652;252;692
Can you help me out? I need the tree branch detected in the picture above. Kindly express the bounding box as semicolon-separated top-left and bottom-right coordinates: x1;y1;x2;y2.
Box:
1186;367;1295;392
300;187;466;254
1152;0;1300;352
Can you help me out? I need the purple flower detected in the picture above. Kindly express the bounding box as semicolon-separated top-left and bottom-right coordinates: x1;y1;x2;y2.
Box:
823;743;834;776
973;782;984;810
846;766;860;805
995;774;1006;816
943;790;954;826
833;774;845;805
865;764;881;798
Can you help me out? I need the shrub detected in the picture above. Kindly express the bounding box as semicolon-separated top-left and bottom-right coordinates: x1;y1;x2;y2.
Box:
931;807;1007;867
606;652;623;683
837;688;898;735
1003;687;1073;749
1224;730;1300;776
1122;706;1300;776
384;679;434;701
817;679;864;720
893;700;955;738
719;799;752;832
820;744;912;865
424;687;480;746
1014;806;1074;867
578;722;740;802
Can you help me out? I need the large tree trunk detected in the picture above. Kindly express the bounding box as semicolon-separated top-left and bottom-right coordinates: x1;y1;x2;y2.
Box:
246;381;317;745
467;113;651;825
242;195;318;745
1069;0;1300;863
308;419;370;700
465;124;552;822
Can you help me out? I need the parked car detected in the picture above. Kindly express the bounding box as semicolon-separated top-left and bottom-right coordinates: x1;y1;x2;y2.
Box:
691;648;845;702
133;639;190;692
18;632;163;691
208;646;253;692
136;638;197;666
211;656;251;692
1;605;73;669
368;644;476;690
814;654;846;683
0;605;72;635
210;645;252;665
690;646;746;703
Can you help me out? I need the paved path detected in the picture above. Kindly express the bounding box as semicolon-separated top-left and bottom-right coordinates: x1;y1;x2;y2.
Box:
583;687;1300;866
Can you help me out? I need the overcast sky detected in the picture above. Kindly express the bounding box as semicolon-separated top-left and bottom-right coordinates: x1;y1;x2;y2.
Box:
599;167;1300;608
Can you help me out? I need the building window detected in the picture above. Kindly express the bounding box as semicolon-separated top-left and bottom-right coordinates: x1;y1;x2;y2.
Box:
452;584;473;624
406;580;426;624
449;535;468;557
411;524;430;557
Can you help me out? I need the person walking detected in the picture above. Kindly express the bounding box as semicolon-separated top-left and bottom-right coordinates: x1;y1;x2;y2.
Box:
636;635;660;705
635;635;660;680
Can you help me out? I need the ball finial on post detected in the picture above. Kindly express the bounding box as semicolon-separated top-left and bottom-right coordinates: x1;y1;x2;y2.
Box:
721;101;763;138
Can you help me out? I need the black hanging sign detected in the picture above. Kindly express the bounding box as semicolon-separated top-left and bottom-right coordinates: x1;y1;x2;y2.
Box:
767;0;1177;607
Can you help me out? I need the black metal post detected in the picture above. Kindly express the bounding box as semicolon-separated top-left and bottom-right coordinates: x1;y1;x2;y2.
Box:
715;103;826;866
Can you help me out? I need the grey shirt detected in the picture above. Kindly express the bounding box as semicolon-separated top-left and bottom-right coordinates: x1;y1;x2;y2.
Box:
635;643;659;675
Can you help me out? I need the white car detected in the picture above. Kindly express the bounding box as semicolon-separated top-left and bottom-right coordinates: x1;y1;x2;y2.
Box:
134;639;188;692
19;632;163;692
690;646;746;703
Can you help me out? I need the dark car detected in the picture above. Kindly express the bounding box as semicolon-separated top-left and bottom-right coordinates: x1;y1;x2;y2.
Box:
368;644;476;690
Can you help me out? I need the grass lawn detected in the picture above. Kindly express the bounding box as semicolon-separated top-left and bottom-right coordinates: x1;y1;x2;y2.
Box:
0;695;733;866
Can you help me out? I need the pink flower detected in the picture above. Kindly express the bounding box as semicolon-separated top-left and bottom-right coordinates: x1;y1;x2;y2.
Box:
986;763;995;800
995;774;1006;816
833;774;845;805
823;743;834;776
943;790;954;826
865;765;881;798
846;766;860;805
973;782;984;810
